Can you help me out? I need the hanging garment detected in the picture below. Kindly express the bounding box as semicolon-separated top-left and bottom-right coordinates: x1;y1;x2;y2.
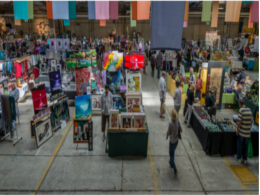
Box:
15;62;22;78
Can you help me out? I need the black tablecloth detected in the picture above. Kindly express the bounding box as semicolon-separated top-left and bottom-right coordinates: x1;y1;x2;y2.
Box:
206;130;223;155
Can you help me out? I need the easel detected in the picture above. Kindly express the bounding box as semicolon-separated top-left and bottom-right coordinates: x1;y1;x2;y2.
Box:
32;110;52;150
50;93;66;105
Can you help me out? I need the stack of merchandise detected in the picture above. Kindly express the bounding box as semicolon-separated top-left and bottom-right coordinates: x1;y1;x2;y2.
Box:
251;124;259;132
202;119;222;132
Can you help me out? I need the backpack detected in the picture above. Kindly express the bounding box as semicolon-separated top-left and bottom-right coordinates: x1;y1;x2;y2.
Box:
196;74;202;89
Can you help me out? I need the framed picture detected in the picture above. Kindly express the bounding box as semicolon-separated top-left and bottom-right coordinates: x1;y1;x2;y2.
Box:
112;95;124;110
121;113;133;128
75;95;91;119
109;109;119;128
91;95;101;111
133;113;146;128
73;120;93;143
35;118;53;148
106;71;121;94
31;84;48;114
49;70;62;96
126;73;142;94
126;94;142;112
76;67;90;96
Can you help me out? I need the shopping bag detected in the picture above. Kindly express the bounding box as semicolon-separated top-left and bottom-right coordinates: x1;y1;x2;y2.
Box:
183;83;188;93
247;138;253;158
162;103;166;114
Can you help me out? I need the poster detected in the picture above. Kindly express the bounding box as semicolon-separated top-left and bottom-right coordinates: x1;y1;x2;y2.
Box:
75;95;91;119
106;71;121;94
103;52;123;71
209;68;222;104
91;95;101;111
126;95;141;112
133;116;145;128
49;70;62;96
76;67;90;96
112;96;124;109
35;118;53;148
109;110;119;128
31;84;48;114
126;73;141;94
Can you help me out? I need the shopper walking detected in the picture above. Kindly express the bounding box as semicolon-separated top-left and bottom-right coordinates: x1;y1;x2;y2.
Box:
189;67;195;85
179;61;185;80
235;99;253;164
173;80;181;114
157;50;163;79
166;108;182;174
159;71;166;118
184;84;195;127
151;52;155;77
100;85;113;142
165;52;170;72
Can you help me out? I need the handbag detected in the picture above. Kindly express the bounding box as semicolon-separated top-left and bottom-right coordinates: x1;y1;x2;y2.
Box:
247;138;253;158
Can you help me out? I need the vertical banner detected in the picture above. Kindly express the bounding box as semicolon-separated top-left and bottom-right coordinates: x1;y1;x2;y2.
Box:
14;1;29;20
52;1;69;20
137;1;150;20
69;1;77;19
201;1;212;22
46;1;53;19
184;1;189;21
150;1;185;50
183;21;188;28
64;20;70;26
100;20;106;26
132;1;137;20
211;1;219;27
251;1;259;23
248;4;254;28
95;1;109;20
130;2;136;27
88;1;95;20
225;1;242;22
28;1;34;19
110;1;118;20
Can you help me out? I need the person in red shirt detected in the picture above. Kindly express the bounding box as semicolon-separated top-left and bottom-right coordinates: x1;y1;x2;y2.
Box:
244;44;251;55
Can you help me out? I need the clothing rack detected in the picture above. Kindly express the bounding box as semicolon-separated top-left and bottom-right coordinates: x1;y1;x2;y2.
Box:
0;94;22;146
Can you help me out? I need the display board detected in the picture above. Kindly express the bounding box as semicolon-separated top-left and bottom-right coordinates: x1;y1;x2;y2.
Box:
106;71;121;94
76;67;90;96
49;70;62;96
205;31;218;47
126;73;142;94
206;61;226;109
103;52;123;71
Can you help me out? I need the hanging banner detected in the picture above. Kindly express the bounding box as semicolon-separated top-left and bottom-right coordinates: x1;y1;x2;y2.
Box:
201;1;212;22
137;1;150;20
110;1;118;20
184;1;189;21
211;1;219;28
88;1;95;20
251;1;259;23
69;1;77;20
64;20;70;26
14;1;29;20
95;1;109;20
225;1;242;22
132;1;137;20
150;1;185;50
130;2;136;27
52;1;69;20
28;1;34;19
100;20;106;26
248;4;253;28
183;21;188;28
46;1;53;19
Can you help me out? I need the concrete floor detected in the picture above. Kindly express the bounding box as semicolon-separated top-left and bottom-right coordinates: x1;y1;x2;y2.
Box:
0;64;258;195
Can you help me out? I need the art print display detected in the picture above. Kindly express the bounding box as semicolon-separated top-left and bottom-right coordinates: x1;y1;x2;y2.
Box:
126;73;142;94
133;113;146;128
112;95;124;109
73;120;93;150
109;109;119;128
121;113;132;128
103;52;123;71
33;107;51;122
76;67;90;96
35;118;53;148
50;98;70;130
124;54;144;70
31;84;48;114
106;71;121;94
126;95;142;112
49;70;62;96
91;95;101;111
75;95;91;119
207;61;226;109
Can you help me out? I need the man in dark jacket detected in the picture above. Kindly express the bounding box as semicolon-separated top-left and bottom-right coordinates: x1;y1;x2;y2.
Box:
150;52;155;77
202;93;216;118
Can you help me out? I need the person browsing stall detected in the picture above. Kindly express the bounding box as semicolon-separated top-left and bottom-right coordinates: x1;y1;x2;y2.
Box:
100;85;113;142
189;67;195;85
235;86;243;104
166;108;182;175
184;84;195;127
159;71;166;118
235;99;253;164
202;93;216;118
157;51;163;79
173;80;181;114
237;68;246;85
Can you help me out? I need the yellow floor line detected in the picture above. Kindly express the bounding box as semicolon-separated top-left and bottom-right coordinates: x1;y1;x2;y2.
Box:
147;140;159;195
32;117;73;195
223;157;252;195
